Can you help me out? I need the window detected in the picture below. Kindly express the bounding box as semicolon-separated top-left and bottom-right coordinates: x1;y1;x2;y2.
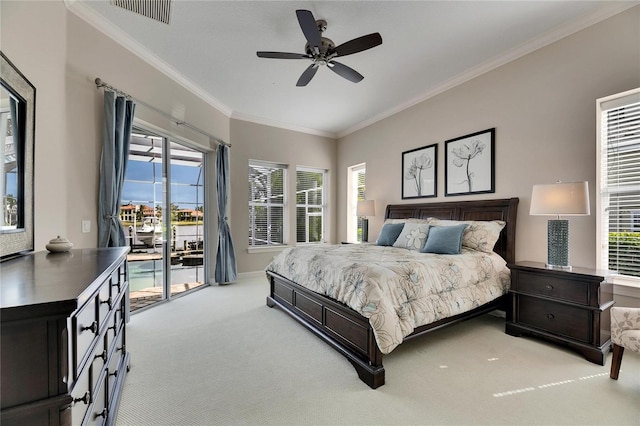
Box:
597;88;640;283
348;164;366;242
296;167;326;243
249;161;286;247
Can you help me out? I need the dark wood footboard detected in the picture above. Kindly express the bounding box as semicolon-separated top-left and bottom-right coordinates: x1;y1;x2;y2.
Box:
267;270;507;388
266;270;385;388
266;198;518;388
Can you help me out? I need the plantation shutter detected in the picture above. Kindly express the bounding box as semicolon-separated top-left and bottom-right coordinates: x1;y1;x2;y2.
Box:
599;90;640;278
296;168;325;243
248;161;286;246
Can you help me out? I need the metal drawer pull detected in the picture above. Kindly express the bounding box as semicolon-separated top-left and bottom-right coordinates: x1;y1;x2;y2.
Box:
95;408;108;419
547;314;555;320
545;284;554;291
82;321;98;334
101;297;112;309
73;391;91;405
95;350;107;362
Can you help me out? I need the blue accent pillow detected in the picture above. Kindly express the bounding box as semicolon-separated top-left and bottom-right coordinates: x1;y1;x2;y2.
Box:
421;224;469;254
376;223;405;246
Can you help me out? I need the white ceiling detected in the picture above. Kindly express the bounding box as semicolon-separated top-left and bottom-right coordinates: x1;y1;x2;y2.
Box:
69;1;637;138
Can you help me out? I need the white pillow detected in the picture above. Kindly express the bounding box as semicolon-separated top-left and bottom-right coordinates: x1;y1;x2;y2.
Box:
392;223;430;251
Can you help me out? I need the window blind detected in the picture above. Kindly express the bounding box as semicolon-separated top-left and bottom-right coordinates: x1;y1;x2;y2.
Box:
600;92;640;278
296;168;325;243
248;161;286;246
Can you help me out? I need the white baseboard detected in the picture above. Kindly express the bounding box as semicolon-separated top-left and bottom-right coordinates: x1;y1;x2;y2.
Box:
237;270;266;280
208;271;265;285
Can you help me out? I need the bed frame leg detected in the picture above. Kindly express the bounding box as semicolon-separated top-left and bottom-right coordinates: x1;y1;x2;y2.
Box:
349;359;385;389
266;296;276;308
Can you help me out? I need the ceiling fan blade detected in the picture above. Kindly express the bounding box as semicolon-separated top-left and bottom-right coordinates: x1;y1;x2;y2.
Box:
328;61;364;83
332;33;382;57
296;64;319;87
257;51;310;59
296;9;321;52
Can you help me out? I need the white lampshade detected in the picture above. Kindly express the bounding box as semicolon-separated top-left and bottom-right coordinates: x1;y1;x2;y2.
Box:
357;200;375;217
530;181;590;216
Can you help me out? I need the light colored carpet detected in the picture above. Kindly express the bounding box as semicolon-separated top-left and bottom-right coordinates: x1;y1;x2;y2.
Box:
116;275;640;426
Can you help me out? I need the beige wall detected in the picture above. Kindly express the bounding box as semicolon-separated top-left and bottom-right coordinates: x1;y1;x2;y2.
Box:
337;6;640;271
229;119;337;273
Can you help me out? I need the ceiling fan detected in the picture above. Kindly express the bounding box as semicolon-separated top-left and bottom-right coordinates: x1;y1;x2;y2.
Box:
257;9;383;87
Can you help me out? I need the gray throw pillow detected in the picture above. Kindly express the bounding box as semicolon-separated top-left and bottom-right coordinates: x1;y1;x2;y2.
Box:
421;224;469;254
376;223;405;246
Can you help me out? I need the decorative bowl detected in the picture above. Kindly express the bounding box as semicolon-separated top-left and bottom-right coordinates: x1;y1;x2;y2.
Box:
46;236;73;253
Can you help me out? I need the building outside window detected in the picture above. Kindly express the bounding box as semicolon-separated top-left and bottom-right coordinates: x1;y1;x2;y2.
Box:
296;167;326;244
596;88;640;283
249;160;286;247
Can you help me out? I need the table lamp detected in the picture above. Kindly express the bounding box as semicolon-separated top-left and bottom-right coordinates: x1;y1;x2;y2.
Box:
357;200;375;242
530;181;590;270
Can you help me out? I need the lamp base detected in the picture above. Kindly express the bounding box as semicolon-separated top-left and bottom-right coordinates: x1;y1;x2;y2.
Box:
547;219;570;269
545;263;572;271
362;218;369;243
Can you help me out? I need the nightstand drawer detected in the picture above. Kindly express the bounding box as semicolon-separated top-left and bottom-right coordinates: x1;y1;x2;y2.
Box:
518;295;590;343
516;271;588;305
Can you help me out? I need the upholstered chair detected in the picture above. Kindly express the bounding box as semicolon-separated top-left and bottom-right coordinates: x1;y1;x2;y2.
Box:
610;307;640;380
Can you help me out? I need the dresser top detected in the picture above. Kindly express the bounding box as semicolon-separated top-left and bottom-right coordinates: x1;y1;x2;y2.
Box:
1;247;129;314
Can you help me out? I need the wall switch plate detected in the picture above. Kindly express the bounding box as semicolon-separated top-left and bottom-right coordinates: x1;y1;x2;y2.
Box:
82;220;91;233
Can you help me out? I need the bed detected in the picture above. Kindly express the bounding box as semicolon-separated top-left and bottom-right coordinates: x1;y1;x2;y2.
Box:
266;198;519;388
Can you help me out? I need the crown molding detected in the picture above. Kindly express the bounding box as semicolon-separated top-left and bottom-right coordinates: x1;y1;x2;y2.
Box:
230;111;337;139
337;2;639;139
64;0;233;117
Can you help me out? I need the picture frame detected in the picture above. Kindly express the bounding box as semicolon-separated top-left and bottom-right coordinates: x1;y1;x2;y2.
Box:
1;52;35;259
445;128;495;196
402;143;437;199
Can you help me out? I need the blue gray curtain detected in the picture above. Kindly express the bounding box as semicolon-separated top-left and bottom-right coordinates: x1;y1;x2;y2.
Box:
214;144;237;283
98;91;135;247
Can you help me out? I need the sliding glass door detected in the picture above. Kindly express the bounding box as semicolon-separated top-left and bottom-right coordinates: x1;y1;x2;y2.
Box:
121;127;206;312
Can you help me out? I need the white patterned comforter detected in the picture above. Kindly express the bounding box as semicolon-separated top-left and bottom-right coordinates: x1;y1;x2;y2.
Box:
266;244;510;354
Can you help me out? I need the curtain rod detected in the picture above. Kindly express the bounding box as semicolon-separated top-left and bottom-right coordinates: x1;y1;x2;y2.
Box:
94;78;230;148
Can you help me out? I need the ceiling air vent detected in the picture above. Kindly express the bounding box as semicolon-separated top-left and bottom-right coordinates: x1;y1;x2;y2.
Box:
110;0;172;25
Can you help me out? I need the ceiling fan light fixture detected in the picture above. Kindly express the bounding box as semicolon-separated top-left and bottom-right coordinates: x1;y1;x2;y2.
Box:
257;9;382;86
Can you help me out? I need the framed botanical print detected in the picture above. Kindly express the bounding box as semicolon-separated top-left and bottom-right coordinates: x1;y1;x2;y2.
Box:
402;143;437;199
445;128;495;196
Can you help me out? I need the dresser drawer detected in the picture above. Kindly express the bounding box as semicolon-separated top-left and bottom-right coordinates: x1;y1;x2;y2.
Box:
106;327;125;407
518;295;590;343
90;335;108;396
86;371;108;426
516;271;589;305
69;365;92;426
73;297;99;378
110;263;128;300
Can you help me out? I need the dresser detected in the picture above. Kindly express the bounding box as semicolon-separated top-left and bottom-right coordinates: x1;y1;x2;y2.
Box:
1;247;131;426
505;261;614;365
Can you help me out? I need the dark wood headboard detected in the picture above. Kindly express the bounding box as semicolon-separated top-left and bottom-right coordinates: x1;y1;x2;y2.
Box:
385;198;519;264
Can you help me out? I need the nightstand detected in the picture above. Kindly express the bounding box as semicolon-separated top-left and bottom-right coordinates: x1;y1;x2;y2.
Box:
505;261;614;365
